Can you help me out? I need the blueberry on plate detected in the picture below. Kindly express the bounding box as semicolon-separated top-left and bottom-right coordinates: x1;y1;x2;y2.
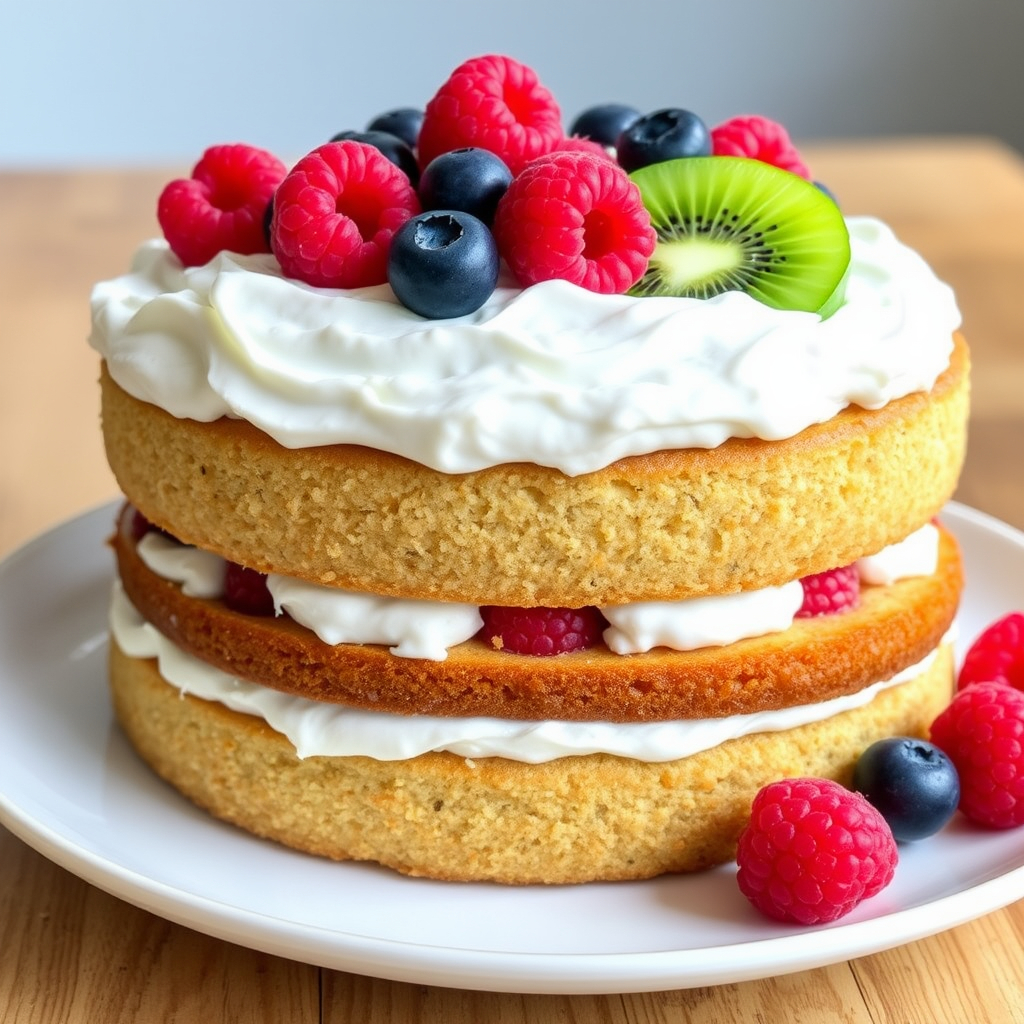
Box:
366;107;424;149
569;103;642;147
852;737;961;842
330;129;419;185
388;211;500;319
616;108;711;172
418;148;513;227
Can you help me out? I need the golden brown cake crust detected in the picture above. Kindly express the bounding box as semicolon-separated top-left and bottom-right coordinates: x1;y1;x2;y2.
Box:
99;333;970;607
113;506;962;722
108;639;955;884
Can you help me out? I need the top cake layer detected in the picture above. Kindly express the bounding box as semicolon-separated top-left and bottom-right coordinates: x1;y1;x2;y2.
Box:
89;217;959;477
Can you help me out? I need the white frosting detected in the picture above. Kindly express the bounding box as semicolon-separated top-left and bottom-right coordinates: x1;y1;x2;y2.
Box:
133;523;941;659
267;574;482;662
602;580;805;655
109;582;944;763
90;217;960;476
857;522;940;585
137;532;226;599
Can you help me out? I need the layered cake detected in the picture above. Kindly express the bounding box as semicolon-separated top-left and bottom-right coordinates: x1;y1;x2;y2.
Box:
89;56;968;883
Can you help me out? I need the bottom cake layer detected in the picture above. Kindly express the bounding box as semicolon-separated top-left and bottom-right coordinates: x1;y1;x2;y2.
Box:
109;638;955;884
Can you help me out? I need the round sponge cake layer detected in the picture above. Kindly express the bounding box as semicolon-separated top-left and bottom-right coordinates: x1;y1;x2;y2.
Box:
109;639;954;884
99;333;969;607
113;508;963;722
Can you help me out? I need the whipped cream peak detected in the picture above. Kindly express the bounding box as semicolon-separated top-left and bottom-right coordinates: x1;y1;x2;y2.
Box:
90;218;960;476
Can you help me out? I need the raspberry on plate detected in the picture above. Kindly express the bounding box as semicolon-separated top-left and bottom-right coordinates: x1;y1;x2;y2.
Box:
736;777;898;925
492;151;656;294
271;141;421;288
795;564;860;617
710;115;811;179
157;144;286;267
479;606;606;656
958;611;1024;691
931;681;1024;828
417;54;563;175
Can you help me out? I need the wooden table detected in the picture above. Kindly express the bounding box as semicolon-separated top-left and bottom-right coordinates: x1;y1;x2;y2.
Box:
2;138;1023;1022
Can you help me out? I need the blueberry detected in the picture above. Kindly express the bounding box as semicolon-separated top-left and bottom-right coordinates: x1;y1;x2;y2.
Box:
330;129;419;186
852;737;961;842
418;148;513;227
569;103;642;147
366;107;424;149
388;211;499;319
615;108;711;172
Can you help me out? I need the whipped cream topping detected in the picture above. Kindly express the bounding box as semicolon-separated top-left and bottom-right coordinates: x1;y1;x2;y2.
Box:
109;582;946;763
90;218;960;476
132;523;941;659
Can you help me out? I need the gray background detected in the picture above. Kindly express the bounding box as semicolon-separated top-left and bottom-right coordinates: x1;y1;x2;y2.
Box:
1;0;1022;166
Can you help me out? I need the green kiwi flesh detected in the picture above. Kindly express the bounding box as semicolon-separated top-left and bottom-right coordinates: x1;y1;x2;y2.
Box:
629;156;851;315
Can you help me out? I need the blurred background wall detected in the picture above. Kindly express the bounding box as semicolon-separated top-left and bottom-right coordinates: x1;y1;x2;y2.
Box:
1;0;1022;167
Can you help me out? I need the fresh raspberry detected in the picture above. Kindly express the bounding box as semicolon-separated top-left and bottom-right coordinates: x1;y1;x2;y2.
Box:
417;55;563;175
223;562;276;617
958;612;1024;692
479;606;607;656
550;135;616;161
271;141;420;288
931;681;1024;828
736;777;898;925
157;144;286;267
710;115;811;179
795;565;860;618
492;151;656;294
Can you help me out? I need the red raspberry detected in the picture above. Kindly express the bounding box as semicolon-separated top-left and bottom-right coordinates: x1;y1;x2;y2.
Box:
931;681;1024;828
958;612;1024;691
736;777;898;925
223;562;276;617
157;144;286;267
492;151;656;294
417;55;563;175
710;115;811;179
479;606;606;656
271;141;420;288
795;564;860;618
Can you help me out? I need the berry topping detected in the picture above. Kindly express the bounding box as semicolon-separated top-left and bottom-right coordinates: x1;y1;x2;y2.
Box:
711;115;811;179
569;103;642;147
736;777;898;924
417;55;563;175
958;611;1024;692
418;147;513;226
796;565;860;617
366;107;424;150
271;141;421;289
852;737;960;842
330;129;420;186
479;606;606;656
931;681;1024;829
157;144;286;267
223;562;276;617
492;151;656;293
388;211;499;319
615;108;711;172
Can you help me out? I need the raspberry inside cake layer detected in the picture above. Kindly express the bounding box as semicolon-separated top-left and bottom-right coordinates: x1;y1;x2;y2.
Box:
99;332;968;607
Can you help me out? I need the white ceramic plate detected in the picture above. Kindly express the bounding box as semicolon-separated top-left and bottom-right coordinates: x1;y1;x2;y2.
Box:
1;501;1024;994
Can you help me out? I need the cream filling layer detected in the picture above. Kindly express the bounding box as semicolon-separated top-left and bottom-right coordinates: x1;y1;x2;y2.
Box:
136;524;940;661
110;582;947;764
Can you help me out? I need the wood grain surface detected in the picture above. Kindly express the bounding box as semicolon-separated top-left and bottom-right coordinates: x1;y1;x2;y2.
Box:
1;137;1023;1023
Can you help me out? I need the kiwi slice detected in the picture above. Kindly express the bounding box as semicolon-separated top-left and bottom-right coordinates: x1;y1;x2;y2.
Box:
629;156;850;315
